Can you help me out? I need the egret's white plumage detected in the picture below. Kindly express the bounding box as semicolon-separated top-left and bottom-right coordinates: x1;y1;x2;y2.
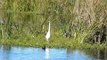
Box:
45;21;50;41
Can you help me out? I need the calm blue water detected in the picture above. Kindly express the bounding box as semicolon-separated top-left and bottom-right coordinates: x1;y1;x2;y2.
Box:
0;46;107;60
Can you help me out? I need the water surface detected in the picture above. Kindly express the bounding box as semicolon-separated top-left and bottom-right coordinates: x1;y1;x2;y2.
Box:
0;45;107;60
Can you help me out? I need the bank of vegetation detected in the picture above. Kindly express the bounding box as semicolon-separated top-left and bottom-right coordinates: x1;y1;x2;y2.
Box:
0;0;107;48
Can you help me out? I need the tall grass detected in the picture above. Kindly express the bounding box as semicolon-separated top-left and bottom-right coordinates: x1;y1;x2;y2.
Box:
0;0;106;48
0;0;75;39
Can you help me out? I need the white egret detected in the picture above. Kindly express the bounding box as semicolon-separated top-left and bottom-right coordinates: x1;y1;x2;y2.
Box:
45;21;51;41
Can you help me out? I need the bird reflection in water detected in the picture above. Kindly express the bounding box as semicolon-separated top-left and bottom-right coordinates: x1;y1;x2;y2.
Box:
45;47;50;60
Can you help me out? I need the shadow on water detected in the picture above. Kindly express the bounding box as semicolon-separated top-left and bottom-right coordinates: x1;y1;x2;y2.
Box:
80;48;107;60
67;48;107;60
0;45;107;60
0;45;11;60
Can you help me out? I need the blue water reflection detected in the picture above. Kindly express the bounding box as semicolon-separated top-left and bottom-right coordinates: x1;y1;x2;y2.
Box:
0;46;106;60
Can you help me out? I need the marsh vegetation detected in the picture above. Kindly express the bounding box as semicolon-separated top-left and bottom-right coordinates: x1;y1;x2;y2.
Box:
0;0;107;48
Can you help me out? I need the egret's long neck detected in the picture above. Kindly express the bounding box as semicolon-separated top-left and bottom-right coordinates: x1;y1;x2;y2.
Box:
48;22;50;32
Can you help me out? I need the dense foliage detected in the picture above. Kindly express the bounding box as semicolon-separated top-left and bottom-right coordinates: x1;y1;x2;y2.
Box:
0;0;107;45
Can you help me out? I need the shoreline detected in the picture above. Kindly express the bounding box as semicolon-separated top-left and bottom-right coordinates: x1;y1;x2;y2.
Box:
0;39;107;50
